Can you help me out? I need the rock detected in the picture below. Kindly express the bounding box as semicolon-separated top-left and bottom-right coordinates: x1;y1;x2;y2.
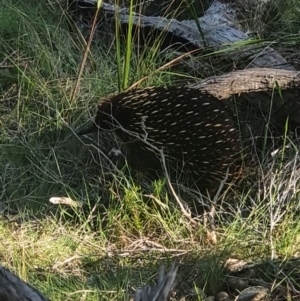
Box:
236;286;269;301
217;291;230;301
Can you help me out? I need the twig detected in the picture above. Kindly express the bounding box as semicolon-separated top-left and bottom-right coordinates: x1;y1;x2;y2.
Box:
70;2;102;103
159;149;197;226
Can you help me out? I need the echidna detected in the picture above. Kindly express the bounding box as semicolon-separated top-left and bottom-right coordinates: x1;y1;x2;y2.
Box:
78;86;244;192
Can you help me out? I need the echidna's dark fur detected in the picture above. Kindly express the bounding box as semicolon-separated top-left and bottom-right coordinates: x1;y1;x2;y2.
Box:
78;86;244;191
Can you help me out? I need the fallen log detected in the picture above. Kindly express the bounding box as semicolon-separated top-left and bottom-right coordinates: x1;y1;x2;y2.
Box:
69;0;295;71
189;68;300;131
190;68;300;99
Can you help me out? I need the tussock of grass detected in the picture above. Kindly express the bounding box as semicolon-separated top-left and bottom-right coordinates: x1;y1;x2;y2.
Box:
1;0;300;300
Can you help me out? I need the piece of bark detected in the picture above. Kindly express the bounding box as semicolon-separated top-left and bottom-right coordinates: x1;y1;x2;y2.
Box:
133;265;178;301
0;264;177;301
0;266;50;301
